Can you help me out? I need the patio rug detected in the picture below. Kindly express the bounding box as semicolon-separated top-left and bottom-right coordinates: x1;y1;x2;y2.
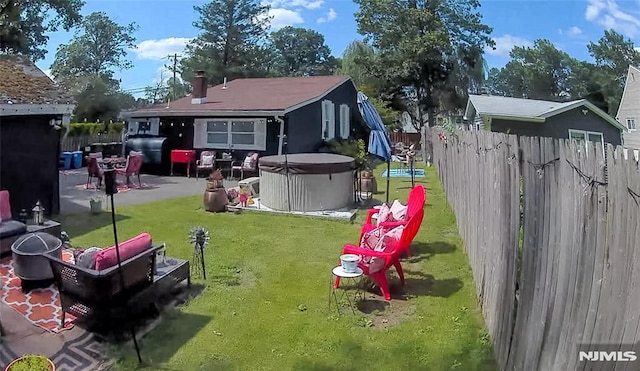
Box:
381;168;426;178
74;181;152;192
0;249;76;333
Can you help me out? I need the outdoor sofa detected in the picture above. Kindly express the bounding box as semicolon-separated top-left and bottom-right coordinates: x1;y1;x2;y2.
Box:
0;190;27;259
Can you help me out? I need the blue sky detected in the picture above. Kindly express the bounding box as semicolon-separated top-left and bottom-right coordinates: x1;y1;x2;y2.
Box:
36;0;640;97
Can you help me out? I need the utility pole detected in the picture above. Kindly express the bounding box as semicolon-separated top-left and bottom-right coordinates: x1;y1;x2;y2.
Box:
167;53;181;101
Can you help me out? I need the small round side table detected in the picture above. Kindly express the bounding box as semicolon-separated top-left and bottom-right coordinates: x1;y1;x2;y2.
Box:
329;266;364;315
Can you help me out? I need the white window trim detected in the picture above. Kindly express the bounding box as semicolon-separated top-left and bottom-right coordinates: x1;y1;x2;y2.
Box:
568;129;604;156
339;104;350;139
321;100;335;140
626;118;637;131
194;118;266;151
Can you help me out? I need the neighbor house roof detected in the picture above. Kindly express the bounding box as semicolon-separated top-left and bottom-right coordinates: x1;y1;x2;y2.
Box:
0;54;74;117
122;75;354;118
464;94;626;131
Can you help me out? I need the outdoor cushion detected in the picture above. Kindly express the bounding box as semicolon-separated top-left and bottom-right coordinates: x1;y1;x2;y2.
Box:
75;247;102;269
376;204;394;227
390;200;408;221
202;155;214;166
0;219;27;238
94;232;153;270
242;155;255;169
369;226;404;273
0;190;11;221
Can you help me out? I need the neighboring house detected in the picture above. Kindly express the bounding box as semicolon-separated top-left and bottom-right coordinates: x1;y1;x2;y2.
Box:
0;55;74;216
615;65;640;152
464;94;625;151
121;73;364;171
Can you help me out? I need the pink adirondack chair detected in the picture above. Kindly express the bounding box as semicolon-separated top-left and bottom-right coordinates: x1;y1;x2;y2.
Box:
116;155;143;187
335;208;425;300
360;184;426;255
86;156;104;189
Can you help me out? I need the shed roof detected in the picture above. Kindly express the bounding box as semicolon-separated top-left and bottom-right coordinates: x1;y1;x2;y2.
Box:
0;54;72;105
465;94;626;131
123;75;354;117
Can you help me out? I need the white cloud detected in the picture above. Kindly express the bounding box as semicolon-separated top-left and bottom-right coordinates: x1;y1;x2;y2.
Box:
558;26;583;37
266;8;304;30
317;8;337;24
266;0;323;9
585;0;640;37
485;35;533;57
133;37;192;60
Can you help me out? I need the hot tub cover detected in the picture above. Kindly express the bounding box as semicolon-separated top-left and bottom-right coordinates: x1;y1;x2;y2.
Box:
259;153;355;175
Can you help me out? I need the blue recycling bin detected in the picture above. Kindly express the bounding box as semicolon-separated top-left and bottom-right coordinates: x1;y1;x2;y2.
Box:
71;151;83;169
60;152;72;170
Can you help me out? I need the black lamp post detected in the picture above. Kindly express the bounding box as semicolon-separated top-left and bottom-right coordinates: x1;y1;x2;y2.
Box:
104;169;142;364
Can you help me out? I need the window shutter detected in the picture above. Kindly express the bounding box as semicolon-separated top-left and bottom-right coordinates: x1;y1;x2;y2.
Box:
149;117;160;136
254;119;267;150
328;101;336;139
340;104;350;139
321;100;329;139
193;119;208;148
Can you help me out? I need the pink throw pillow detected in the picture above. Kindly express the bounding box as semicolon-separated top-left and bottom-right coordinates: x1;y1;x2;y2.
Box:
369;226;404;273
94;232;153;270
390;200;408;221
376;204;394;227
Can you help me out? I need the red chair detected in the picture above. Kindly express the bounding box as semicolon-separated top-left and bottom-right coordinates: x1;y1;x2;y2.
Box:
86;156;104;189
335;208;425;300
360;184;426;250
116;155;143;187
231;152;259;180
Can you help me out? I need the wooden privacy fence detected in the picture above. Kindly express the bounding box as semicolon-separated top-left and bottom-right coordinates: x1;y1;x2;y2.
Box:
60;133;123;152
428;128;640;371
389;132;421;149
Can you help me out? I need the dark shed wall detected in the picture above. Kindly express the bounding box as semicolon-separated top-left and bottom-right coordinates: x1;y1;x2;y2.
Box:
0;115;60;216
286;80;361;153
490;107;622;145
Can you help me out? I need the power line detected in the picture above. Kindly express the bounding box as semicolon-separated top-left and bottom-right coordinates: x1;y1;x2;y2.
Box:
167;53;182;101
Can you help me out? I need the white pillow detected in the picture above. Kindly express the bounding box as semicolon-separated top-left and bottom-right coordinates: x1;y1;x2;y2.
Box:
390;200;408;221
202;155;214;166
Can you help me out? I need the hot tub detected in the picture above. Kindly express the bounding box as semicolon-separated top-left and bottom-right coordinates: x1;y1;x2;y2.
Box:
259;153;355;212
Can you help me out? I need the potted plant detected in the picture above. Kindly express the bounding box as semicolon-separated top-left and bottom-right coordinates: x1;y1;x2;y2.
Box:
4;354;55;371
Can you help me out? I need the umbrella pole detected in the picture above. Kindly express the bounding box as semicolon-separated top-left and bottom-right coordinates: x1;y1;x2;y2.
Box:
386;160;390;204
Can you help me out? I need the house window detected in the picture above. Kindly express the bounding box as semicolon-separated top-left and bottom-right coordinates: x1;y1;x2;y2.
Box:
626;118;636;131
195;118;266;150
568;129;604;156
339;104;350;139
321;100;335;140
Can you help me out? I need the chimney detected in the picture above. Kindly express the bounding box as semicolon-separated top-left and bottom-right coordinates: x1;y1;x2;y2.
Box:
191;70;207;104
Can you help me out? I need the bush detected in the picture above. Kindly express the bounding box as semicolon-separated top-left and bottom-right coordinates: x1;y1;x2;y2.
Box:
326;138;368;170
66;122;124;137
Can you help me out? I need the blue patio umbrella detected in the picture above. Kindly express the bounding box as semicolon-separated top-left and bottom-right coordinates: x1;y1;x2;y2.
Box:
357;92;393;203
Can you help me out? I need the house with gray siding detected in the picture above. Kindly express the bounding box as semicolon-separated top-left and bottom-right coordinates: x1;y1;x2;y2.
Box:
616;65;640;152
464;95;625;152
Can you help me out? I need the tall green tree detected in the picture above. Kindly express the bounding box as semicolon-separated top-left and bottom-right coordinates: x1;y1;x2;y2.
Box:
355;0;494;128
269;26;334;76
484;39;582;101
180;0;271;86
587;29;640;114
337;40;380;93
0;0;84;60
50;12;138;121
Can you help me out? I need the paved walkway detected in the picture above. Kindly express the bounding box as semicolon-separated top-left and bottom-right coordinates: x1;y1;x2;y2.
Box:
59;168;237;214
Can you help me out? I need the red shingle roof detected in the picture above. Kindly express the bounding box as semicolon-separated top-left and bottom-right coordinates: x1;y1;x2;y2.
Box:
128;75;352;116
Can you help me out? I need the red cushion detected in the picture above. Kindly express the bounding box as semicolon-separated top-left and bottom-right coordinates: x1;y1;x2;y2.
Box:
0;190;12;221
94;232;152;270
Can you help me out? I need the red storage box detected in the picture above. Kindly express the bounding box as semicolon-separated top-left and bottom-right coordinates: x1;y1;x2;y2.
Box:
171;149;196;163
170;150;196;177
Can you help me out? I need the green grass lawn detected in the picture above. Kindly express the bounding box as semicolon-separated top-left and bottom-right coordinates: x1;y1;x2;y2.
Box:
57;165;497;371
